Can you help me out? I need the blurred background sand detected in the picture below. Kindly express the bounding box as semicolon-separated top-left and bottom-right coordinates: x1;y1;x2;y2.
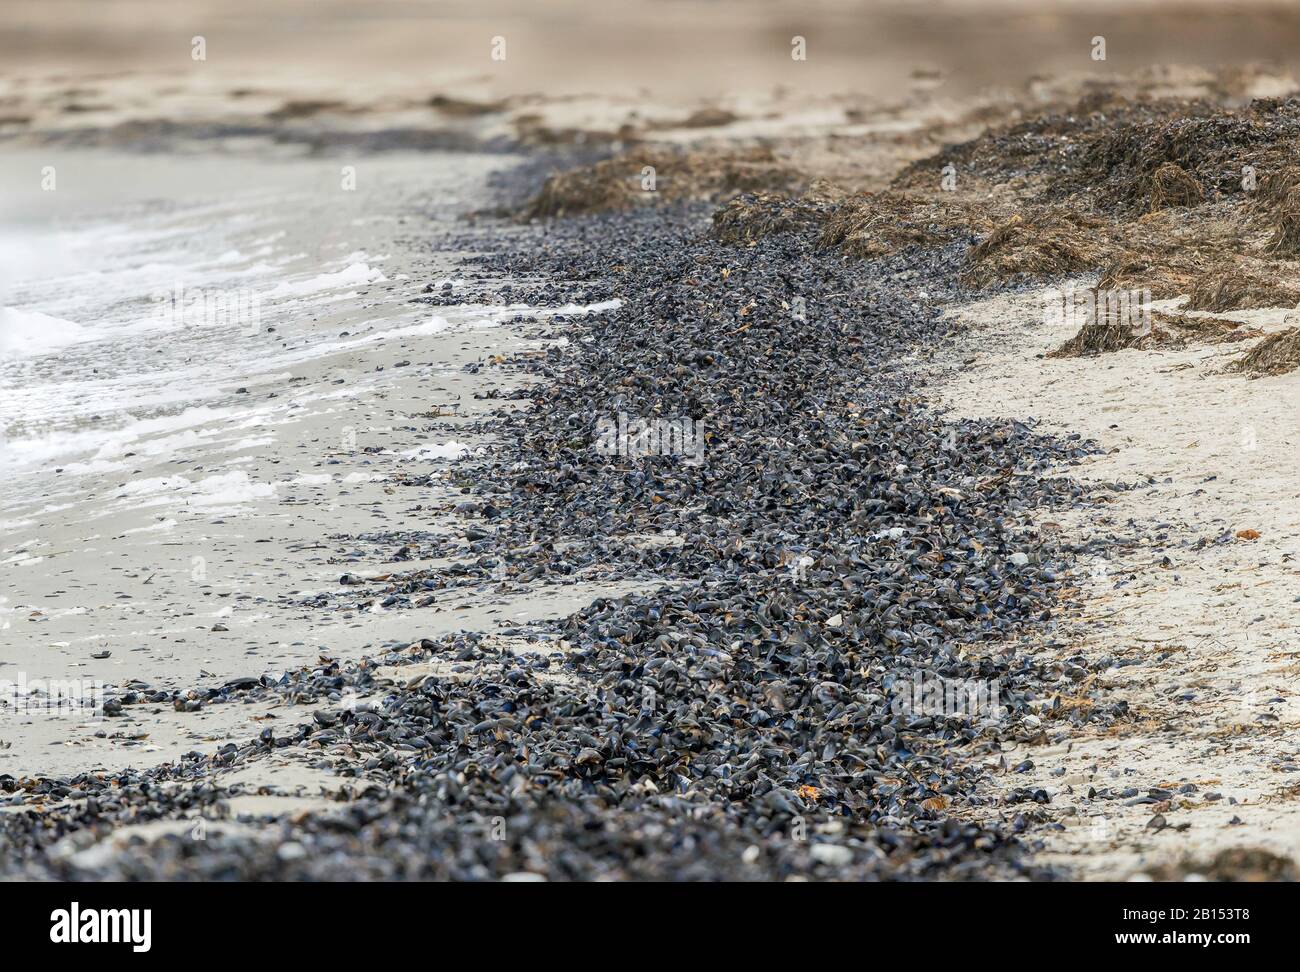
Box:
6;0;1300;99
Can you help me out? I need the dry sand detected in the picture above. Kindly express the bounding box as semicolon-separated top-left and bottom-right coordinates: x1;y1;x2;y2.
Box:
941;285;1300;878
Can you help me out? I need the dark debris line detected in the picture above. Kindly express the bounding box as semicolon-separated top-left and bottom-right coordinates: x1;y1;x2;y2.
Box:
0;200;1129;880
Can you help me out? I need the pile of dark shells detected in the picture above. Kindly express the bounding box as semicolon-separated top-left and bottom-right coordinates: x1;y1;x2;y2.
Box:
0;185;1128;880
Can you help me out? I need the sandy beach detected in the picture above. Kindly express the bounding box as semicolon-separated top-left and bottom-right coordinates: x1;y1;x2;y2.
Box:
2;0;1298;897
942;287;1300;878
1;144;646;780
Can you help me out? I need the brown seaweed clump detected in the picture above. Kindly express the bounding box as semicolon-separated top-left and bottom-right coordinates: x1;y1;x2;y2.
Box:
712;181;866;247
1095;251;1204;300
429;94;508;116
1047;309;1252;358
1248;164;1300;211
1149;310;1258;344
1087;198;1264;301
961;209;1112;289
711;192;819;245
266;99;346;121
1144;162;1205;212
669;107;739;129
1145;847;1298;882
1247;165;1300;255
1095;205;1249;300
1264;183;1300;255
816;191;992;259
1065;99;1300;213
895;91;1300;222
1184;265;1300;311
521;147;796;220
1228;326;1300;376
1046;321;1148;357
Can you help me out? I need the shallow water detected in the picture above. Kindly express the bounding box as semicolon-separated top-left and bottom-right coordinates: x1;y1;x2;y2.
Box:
0;143;641;778
0;147;503;491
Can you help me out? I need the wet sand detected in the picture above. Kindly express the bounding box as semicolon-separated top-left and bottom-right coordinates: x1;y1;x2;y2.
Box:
1;146;643;779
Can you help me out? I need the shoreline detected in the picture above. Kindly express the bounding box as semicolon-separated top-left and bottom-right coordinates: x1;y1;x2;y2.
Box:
939;287;1300;879
0;147;644;782
4;180;1089;880
3;62;1299;881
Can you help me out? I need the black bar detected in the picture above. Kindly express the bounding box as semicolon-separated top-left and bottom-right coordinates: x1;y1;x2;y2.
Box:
0;881;1275;956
